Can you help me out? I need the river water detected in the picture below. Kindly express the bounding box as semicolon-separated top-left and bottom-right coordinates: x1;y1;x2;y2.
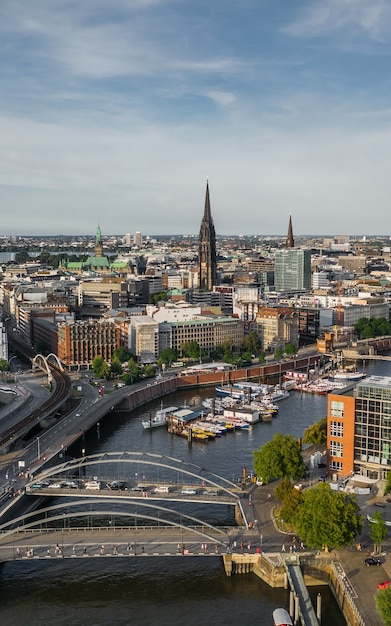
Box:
1;360;390;626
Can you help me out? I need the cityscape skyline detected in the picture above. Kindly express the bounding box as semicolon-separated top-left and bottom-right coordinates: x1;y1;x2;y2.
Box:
2;1;391;236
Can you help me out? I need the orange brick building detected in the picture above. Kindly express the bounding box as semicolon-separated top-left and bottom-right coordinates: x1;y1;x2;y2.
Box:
327;375;391;481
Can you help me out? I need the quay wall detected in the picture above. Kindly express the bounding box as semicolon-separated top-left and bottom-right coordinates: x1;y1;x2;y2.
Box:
118;377;178;411
176;355;320;389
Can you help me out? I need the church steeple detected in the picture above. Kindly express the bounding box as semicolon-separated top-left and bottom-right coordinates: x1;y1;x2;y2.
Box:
94;223;103;257
198;179;217;291
286;214;294;249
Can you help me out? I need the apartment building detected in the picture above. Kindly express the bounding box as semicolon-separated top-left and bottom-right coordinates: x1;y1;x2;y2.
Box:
57;319;120;367
327;375;391;481
255;307;299;351
128;316;159;364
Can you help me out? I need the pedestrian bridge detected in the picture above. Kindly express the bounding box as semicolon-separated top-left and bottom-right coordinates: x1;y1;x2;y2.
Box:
0;452;252;555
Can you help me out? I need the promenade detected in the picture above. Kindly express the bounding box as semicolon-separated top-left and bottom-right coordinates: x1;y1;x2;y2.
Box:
250;483;391;626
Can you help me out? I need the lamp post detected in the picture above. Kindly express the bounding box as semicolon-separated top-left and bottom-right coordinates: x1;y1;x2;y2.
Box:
37;436;41;460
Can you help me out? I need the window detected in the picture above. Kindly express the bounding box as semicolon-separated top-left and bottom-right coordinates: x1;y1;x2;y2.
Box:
330;441;343;458
330;401;344;418
330;421;344;438
329;460;342;472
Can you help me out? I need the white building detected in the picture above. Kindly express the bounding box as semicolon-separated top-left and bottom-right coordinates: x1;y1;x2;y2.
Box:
128;315;159;364
0;321;8;362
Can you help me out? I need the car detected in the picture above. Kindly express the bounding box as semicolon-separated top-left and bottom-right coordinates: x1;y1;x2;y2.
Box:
202;489;218;496
131;486;143;491
64;480;79;489
378;581;391;590
364;557;381;566
107;481;126;490
181;488;197;495
48;482;63;489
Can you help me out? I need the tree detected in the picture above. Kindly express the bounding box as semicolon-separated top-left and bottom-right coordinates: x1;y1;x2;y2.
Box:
158;348;178;366
92;356;104;376
99;361;111;380
242;330;261;355
110;358;123;377
284;343;297;356
253;433;307;484
14;250;31;264
369;511;388;555
149;291;168;305
376;589;391;626
385;469;391;495
274;478;303;524
294;483;362;552
274;347;284;361
113;347;132;363
143;364;156;378
180;341;201;360
0;359;10;372
303;417;327;445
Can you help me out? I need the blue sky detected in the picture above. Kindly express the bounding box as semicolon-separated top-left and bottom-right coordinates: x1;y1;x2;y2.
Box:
1;0;391;237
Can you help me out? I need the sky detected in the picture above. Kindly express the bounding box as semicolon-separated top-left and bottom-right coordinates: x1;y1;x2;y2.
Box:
1;0;391;237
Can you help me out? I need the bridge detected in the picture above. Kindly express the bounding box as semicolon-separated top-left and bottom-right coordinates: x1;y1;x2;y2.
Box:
0;452;254;560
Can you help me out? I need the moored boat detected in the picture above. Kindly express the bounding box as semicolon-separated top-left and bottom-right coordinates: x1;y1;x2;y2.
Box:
142;404;178;429
273;607;293;626
329;370;366;382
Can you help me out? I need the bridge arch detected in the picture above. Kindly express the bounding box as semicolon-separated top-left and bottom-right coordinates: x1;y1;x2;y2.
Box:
31;451;239;497
0;499;229;545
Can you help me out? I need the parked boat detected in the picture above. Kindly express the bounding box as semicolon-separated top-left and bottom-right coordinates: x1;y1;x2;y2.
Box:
283;370;308;382
273;608;293;626
294;380;345;395
329;370;366;382
142;404;178;429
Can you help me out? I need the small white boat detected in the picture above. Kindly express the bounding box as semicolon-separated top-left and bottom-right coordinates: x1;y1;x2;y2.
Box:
273;608;293;626
329;370;366;382
142;405;178;429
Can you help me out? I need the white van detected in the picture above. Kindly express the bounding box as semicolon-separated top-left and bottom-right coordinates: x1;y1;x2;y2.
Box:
154;485;170;494
84;480;101;490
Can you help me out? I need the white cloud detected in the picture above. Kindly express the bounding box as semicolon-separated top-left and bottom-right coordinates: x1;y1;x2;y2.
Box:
283;0;391;42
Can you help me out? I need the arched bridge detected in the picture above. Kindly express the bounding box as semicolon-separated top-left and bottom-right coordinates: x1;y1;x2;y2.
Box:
32;353;64;382
0;453;253;559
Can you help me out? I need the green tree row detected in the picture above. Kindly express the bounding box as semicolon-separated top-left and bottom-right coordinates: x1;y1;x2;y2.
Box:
355;317;391;339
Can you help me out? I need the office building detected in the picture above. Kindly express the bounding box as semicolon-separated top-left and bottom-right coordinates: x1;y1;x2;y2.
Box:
274;249;312;292
327;375;391;480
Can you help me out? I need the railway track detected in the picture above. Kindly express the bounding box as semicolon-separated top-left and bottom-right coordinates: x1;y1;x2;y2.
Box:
0;364;71;450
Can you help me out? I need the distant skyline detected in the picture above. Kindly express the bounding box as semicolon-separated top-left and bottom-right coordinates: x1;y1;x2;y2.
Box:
1;1;391;237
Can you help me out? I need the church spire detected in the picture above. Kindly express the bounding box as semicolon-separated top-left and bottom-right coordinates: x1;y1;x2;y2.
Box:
198;179;217;291
203;178;211;220
94;223;103;257
286;214;294;249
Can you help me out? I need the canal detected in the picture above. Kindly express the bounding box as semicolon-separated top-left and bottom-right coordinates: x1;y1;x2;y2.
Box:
3;360;389;626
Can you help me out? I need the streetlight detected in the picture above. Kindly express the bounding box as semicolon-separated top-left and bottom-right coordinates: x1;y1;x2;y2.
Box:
37;436;41;460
